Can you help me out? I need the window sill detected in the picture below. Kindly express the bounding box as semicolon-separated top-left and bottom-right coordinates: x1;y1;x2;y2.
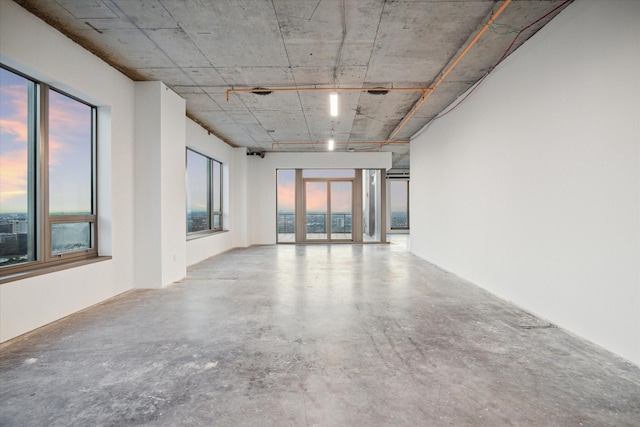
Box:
0;256;112;285
187;229;229;241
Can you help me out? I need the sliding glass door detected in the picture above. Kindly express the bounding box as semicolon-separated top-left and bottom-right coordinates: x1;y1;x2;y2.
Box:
276;168;384;243
330;181;352;240
305;181;328;241
304;180;353;241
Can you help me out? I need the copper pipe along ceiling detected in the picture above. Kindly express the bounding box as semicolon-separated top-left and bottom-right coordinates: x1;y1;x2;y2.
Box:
272;141;409;150
230;0;512;148
227;86;433;101
385;0;513;143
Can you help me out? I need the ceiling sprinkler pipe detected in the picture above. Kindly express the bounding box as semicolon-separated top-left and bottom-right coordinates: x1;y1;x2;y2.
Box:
385;0;513;143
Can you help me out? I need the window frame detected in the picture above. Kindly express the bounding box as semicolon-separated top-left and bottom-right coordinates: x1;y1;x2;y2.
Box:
389;178;410;230
0;65;99;278
186;148;223;237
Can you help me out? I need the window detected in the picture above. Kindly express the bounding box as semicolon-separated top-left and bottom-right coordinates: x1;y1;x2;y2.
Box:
277;169;295;242
277;169;384;244
389;179;409;229
0;65;98;275
186;148;223;235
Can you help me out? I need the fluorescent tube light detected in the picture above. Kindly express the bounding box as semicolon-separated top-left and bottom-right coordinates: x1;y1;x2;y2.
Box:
328;138;335;151
329;92;338;117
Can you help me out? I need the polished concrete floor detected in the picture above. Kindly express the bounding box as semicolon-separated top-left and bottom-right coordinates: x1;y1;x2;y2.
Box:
1;237;639;426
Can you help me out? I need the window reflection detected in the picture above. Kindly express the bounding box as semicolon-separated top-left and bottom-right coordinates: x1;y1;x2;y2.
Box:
48;90;93;215
0;68;36;266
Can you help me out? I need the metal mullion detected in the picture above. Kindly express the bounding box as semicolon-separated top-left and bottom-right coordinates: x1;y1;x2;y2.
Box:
92;107;98;251
353;170;363;242
304;177;352;183
218;160;223;230
208;159;213;231
380;169;387;243
406;180;410;230
49;215;96;224
40;84;53;263
327;181;332;240
29;79;39;263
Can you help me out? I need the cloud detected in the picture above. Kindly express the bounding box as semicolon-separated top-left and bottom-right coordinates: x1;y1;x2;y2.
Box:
305;183;327;212
0;148;28;210
0;118;29;143
277;182;295;211
48;92;92;167
0;84;30;144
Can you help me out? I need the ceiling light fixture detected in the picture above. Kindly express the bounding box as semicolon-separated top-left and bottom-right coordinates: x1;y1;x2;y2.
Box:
367;88;390;95
328;138;335;151
329;92;338;117
250;87;273;95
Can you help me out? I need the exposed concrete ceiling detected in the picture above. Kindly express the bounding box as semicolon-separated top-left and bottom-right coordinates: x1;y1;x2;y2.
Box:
14;0;571;169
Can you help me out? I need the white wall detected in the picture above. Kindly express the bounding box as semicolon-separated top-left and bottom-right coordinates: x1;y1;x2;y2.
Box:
247;152;392;245
410;0;640;365
133;83;163;288
134;82;188;287
0;0;136;341
231;147;249;249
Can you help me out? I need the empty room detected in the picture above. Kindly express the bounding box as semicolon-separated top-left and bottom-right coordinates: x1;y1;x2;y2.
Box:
1;0;639;425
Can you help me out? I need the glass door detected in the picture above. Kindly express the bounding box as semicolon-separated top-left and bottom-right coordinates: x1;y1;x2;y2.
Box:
304;179;353;242
305;181;328;241
330;181;352;240
277;169;376;244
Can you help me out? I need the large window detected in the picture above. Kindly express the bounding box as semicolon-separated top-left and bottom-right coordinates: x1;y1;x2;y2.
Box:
389;179;409;230
186;148;223;235
277;169;295;242
0;66;98;275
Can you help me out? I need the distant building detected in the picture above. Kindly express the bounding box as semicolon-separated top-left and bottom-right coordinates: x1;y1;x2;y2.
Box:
11;221;28;233
0;233;19;255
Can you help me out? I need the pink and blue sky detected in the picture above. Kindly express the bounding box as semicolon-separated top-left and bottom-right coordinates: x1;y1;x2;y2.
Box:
1;67;92;215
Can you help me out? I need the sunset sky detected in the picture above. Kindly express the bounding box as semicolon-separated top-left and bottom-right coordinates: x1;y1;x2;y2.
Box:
278;169;354;214
1;67;93;215
277;169;295;213
0;68;30;214
48;89;93;215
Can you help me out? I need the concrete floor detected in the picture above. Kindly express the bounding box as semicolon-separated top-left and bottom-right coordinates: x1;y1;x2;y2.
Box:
1;237;639;426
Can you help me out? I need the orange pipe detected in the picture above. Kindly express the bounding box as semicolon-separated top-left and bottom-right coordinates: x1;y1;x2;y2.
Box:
227;86;432;101
271;141;409;150
386;0;512;143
